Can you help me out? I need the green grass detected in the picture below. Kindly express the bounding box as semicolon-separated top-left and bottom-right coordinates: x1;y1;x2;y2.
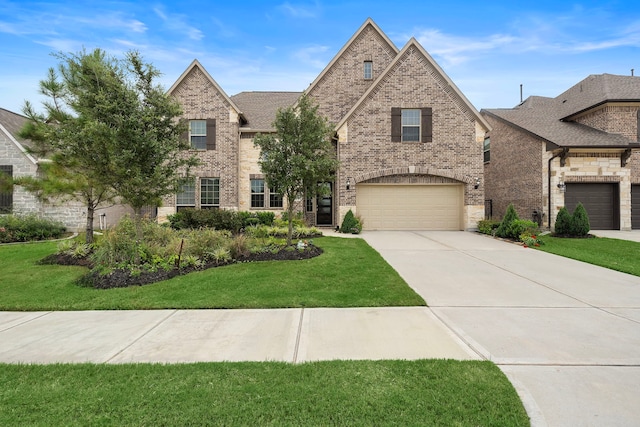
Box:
0;360;529;426
537;235;640;276
0;237;425;310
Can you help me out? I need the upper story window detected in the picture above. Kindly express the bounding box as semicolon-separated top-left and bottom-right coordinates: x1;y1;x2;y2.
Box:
0;165;13;214
363;61;373;80
391;107;433;143
401;109;421;142
189;119;216;150
189;120;207;149
483;137;491;162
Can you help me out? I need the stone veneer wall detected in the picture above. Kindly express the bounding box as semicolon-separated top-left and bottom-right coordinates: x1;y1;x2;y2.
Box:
483;115;546;224
337;45;484;230
169;66;240;211
1;128;85;231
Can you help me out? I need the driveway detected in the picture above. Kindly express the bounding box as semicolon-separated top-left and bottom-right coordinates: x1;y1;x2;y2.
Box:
362;231;640;427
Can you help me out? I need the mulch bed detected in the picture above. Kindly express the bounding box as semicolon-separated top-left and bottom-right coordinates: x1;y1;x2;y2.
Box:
40;245;323;290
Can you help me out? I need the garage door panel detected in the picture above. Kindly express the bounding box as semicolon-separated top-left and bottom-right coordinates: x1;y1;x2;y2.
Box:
356;184;462;230
565;183;619;230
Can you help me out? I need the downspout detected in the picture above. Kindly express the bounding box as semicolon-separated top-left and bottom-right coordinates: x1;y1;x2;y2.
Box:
547;150;563;229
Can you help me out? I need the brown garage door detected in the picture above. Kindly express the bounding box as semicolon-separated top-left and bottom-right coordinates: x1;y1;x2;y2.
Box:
356;184;463;230
632;185;640;229
565;183;619;230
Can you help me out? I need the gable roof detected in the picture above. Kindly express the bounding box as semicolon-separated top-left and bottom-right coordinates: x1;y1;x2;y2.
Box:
167;59;245;120
557;73;640;120
335;38;491;132
230;91;302;132
483;74;640;149
305;18;399;97
0;107;38;164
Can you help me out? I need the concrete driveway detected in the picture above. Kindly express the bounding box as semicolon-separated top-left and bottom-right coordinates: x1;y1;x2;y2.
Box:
362;231;640;427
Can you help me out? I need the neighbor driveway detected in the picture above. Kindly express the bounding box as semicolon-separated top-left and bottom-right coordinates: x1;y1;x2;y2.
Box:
362;231;640;427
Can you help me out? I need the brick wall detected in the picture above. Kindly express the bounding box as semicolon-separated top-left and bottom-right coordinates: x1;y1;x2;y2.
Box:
483;115;546;223
169;65;240;210
337;45;485;229
307;24;397;125
575;105;640;141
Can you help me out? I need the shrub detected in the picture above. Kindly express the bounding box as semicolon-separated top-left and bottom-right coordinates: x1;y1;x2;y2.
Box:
256;211;275;226
340;209;361;234
571;203;591;237
167;208;243;233
495;204;519;238
477;219;500;235
507;219;538;240
0;214;66;243
554;207;572;236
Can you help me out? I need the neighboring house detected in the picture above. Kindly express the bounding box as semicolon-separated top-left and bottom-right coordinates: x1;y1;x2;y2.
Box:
163;18;489;230
0;107;134;231
482;73;640;230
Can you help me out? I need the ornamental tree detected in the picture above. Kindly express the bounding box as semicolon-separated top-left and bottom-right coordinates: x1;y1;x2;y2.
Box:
253;94;338;245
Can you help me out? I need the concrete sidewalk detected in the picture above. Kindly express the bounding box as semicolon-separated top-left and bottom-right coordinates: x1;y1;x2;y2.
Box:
0;307;478;364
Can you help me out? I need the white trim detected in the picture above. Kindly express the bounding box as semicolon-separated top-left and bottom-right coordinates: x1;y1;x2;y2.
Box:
0;123;38;165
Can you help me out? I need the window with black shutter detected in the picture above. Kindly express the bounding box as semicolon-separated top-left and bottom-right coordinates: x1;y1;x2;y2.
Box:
391;107;432;142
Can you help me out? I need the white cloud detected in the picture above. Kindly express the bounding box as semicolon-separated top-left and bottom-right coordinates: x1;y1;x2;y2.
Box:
292;45;330;69
278;1;320;18
153;6;204;41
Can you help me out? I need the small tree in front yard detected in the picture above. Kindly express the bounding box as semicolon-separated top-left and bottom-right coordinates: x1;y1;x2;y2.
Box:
554;206;572;236
495;203;519;238
570;203;591;237
253;93;339;245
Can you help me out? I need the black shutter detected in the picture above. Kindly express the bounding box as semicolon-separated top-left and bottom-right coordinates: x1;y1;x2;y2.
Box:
421;108;432;143
391;108;401;142
0;165;13;213
206;119;216;150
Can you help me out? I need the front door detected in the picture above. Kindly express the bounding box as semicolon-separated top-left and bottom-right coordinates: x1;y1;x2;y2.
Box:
316;182;333;225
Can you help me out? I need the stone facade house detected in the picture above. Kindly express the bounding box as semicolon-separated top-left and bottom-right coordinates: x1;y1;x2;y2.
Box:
0;107;137;231
482;74;640;230
163;18;489;230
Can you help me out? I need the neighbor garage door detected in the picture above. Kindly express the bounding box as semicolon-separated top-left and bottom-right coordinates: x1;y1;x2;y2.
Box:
632;185;640;229
565;183;619;230
356;184;463;230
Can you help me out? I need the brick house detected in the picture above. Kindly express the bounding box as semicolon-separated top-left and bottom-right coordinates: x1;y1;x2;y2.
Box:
163;18;489;230
482;74;640;230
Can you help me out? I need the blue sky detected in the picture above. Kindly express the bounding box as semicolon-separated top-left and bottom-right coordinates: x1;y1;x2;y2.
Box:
1;0;639;115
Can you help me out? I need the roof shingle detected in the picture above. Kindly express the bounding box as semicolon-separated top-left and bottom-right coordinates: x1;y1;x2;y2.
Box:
230;92;302;132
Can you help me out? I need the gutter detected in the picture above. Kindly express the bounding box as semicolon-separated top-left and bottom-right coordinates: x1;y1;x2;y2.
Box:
547;150;566;229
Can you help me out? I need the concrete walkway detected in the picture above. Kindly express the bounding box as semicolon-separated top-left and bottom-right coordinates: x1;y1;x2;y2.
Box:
591;229;640;242
0;307;476;364
362;231;640;427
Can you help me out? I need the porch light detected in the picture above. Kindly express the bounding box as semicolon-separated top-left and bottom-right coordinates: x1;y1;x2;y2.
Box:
474;177;481;189
346;178;351;190
557;180;566;193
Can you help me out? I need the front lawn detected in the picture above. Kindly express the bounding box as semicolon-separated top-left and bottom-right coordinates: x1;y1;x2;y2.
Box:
0;237;425;310
0;360;529;426
537;235;640;276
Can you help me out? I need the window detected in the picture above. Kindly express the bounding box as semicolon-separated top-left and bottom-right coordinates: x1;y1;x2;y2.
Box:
0;165;13;214
270;192;283;208
306;197;313;212
189;120;207;149
251;179;265;208
483;137;491;162
189;119;216;150
363;61;373;80
391;108;432;143
200;178;220;209
402;109;421;142
176;179;195;211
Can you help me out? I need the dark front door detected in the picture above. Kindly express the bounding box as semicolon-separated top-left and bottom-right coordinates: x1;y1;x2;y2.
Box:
565;183;619;230
316;182;333;225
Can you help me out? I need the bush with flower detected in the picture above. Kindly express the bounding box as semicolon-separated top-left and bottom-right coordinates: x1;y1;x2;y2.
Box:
520;232;544;248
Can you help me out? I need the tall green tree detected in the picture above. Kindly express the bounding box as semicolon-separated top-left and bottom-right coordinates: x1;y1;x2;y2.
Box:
19;49;198;244
253;94;338;245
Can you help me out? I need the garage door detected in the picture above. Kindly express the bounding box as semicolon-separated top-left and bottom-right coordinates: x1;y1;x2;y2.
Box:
632;185;640;229
565;183;619;230
356;184;463;230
